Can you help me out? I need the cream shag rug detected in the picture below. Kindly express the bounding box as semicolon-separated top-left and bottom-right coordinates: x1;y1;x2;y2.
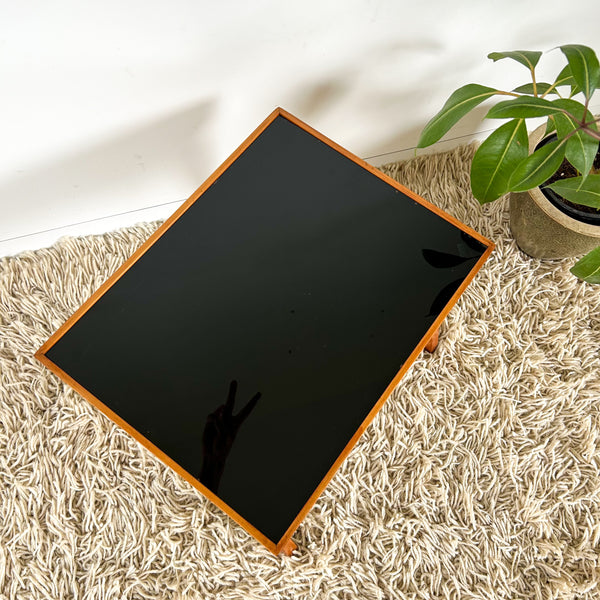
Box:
1;145;600;600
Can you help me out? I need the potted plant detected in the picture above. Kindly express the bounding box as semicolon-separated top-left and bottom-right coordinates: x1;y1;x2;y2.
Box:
417;44;600;284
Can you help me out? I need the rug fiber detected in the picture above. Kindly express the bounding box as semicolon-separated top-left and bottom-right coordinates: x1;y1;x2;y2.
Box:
1;145;600;599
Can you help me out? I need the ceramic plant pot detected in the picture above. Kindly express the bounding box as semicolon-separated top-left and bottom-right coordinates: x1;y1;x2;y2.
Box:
509;122;600;259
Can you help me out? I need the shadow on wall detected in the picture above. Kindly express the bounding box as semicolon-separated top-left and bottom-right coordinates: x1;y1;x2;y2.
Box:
0;98;216;238
366;104;493;161
2;35;511;241
285;39;499;160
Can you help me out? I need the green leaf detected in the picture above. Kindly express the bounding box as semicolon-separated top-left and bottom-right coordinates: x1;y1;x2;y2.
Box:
551;98;598;180
417;84;499;148
553;112;599;180
509;139;567;191
553;65;582;96
546;174;600;208
546;116;557;136
470;119;528;203
560;45;600;100
488;51;542;70
486;96;564;119
512;82;554;95
570;246;600;284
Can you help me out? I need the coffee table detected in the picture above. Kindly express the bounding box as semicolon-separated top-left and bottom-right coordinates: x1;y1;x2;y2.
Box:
36;108;493;556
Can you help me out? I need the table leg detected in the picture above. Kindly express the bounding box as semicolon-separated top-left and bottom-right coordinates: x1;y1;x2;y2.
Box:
279;539;297;556
425;328;439;353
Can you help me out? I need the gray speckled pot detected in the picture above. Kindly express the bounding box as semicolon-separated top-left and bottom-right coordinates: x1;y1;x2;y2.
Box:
509;123;600;259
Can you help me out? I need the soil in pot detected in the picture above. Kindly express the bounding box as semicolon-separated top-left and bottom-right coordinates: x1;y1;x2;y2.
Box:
538;135;600;226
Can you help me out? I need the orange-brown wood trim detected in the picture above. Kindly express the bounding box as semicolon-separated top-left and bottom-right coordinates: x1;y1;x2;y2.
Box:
35;107;495;557
425;328;439;353
33;349;279;556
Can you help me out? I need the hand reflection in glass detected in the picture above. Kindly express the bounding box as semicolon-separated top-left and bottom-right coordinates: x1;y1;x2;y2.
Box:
199;380;261;493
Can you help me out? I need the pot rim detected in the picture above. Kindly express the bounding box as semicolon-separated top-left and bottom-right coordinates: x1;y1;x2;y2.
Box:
525;123;600;239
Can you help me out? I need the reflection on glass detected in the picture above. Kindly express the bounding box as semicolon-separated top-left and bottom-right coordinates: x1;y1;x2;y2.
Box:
199;380;261;493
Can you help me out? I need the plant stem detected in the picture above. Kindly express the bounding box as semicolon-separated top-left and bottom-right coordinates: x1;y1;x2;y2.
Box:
578;98;600;139
530;66;538;97
541;83;564;99
584;115;600;128
496;90;522;98
554;106;600;141
584;96;591;120
581;128;600;141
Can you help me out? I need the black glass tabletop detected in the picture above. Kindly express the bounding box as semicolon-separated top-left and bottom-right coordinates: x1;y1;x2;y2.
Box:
40;110;492;551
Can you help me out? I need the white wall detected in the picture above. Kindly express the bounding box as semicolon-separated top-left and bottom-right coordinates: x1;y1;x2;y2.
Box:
1;0;599;256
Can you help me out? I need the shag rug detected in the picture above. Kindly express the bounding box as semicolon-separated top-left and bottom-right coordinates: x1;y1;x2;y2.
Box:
1;145;600;600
